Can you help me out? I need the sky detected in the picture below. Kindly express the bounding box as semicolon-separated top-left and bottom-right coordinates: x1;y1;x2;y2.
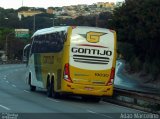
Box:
0;0;124;9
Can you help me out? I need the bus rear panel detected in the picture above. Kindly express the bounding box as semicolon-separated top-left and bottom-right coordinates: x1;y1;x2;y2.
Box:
61;26;116;97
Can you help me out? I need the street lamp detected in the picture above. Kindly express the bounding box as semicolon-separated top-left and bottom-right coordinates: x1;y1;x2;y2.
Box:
50;18;57;27
95;13;100;27
50;18;54;26
5;32;14;61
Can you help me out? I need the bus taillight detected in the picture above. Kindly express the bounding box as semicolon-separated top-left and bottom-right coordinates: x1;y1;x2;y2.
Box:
63;63;72;83
71;26;77;29
106;67;115;86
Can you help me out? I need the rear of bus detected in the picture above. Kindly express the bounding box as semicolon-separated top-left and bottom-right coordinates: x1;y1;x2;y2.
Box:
62;26;116;97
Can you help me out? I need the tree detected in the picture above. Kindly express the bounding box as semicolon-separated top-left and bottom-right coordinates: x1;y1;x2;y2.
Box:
0;28;13;50
109;0;160;80
97;12;113;28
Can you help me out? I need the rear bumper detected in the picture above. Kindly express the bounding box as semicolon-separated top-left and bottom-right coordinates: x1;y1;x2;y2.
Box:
61;82;113;96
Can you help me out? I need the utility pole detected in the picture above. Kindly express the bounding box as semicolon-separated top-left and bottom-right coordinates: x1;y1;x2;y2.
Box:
96;14;99;27
33;7;36;32
33;15;36;32
22;0;24;7
53;18;54;26
0;12;1;27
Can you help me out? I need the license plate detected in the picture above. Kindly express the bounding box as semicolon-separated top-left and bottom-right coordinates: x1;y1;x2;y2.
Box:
85;87;93;90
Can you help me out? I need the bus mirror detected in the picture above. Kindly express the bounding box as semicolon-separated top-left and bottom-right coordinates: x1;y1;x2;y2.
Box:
23;44;31;62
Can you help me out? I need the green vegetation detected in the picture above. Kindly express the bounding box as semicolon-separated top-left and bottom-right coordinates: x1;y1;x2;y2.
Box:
0;28;30;60
108;0;160;81
0;7;54;61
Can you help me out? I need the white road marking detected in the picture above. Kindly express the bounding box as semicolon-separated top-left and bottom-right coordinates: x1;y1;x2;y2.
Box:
12;84;16;88
86;109;96;113
0;105;11;111
46;98;60;102
101;101;109;104
24;90;30;93
98;113;113;118
87;109;113;118
101;101;145;113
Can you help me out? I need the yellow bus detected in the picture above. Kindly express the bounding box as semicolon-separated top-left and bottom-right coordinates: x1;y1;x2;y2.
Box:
27;26;117;102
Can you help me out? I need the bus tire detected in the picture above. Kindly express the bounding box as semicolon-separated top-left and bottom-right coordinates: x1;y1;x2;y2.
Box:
30;85;36;91
92;97;101;103
29;74;36;91
47;78;52;97
51;76;60;99
82;96;101;103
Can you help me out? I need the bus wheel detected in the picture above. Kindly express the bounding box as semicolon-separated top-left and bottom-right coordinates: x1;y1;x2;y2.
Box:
29;74;36;91
92;97;101;103
30;85;36;91
82;96;101;103
51;76;60;99
47;78;52;97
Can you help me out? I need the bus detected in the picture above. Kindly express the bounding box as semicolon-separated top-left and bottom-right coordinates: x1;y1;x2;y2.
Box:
27;26;117;102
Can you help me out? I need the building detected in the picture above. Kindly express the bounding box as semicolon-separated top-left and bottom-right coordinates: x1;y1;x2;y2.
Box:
18;10;43;20
47;7;55;14
97;2;115;8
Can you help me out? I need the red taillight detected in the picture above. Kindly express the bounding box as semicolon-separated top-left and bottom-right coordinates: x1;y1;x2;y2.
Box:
63;63;72;83
71;26;77;29
109;29;115;33
106;67;115;86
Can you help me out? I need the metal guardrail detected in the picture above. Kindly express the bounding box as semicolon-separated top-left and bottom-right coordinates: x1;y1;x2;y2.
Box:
114;88;160;104
104;88;160;114
0;60;23;64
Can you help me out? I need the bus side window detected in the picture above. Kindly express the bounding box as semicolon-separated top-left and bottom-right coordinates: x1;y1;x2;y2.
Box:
31;35;42;54
42;35;48;53
30;31;66;54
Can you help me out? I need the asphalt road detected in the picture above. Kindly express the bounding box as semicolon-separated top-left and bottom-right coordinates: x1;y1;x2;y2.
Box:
0;64;144;119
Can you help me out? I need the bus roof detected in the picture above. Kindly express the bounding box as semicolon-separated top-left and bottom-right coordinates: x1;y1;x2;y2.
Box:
32;26;68;38
32;26;114;38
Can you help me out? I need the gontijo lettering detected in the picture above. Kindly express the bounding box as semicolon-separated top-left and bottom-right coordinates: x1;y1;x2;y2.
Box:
71;47;112;56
